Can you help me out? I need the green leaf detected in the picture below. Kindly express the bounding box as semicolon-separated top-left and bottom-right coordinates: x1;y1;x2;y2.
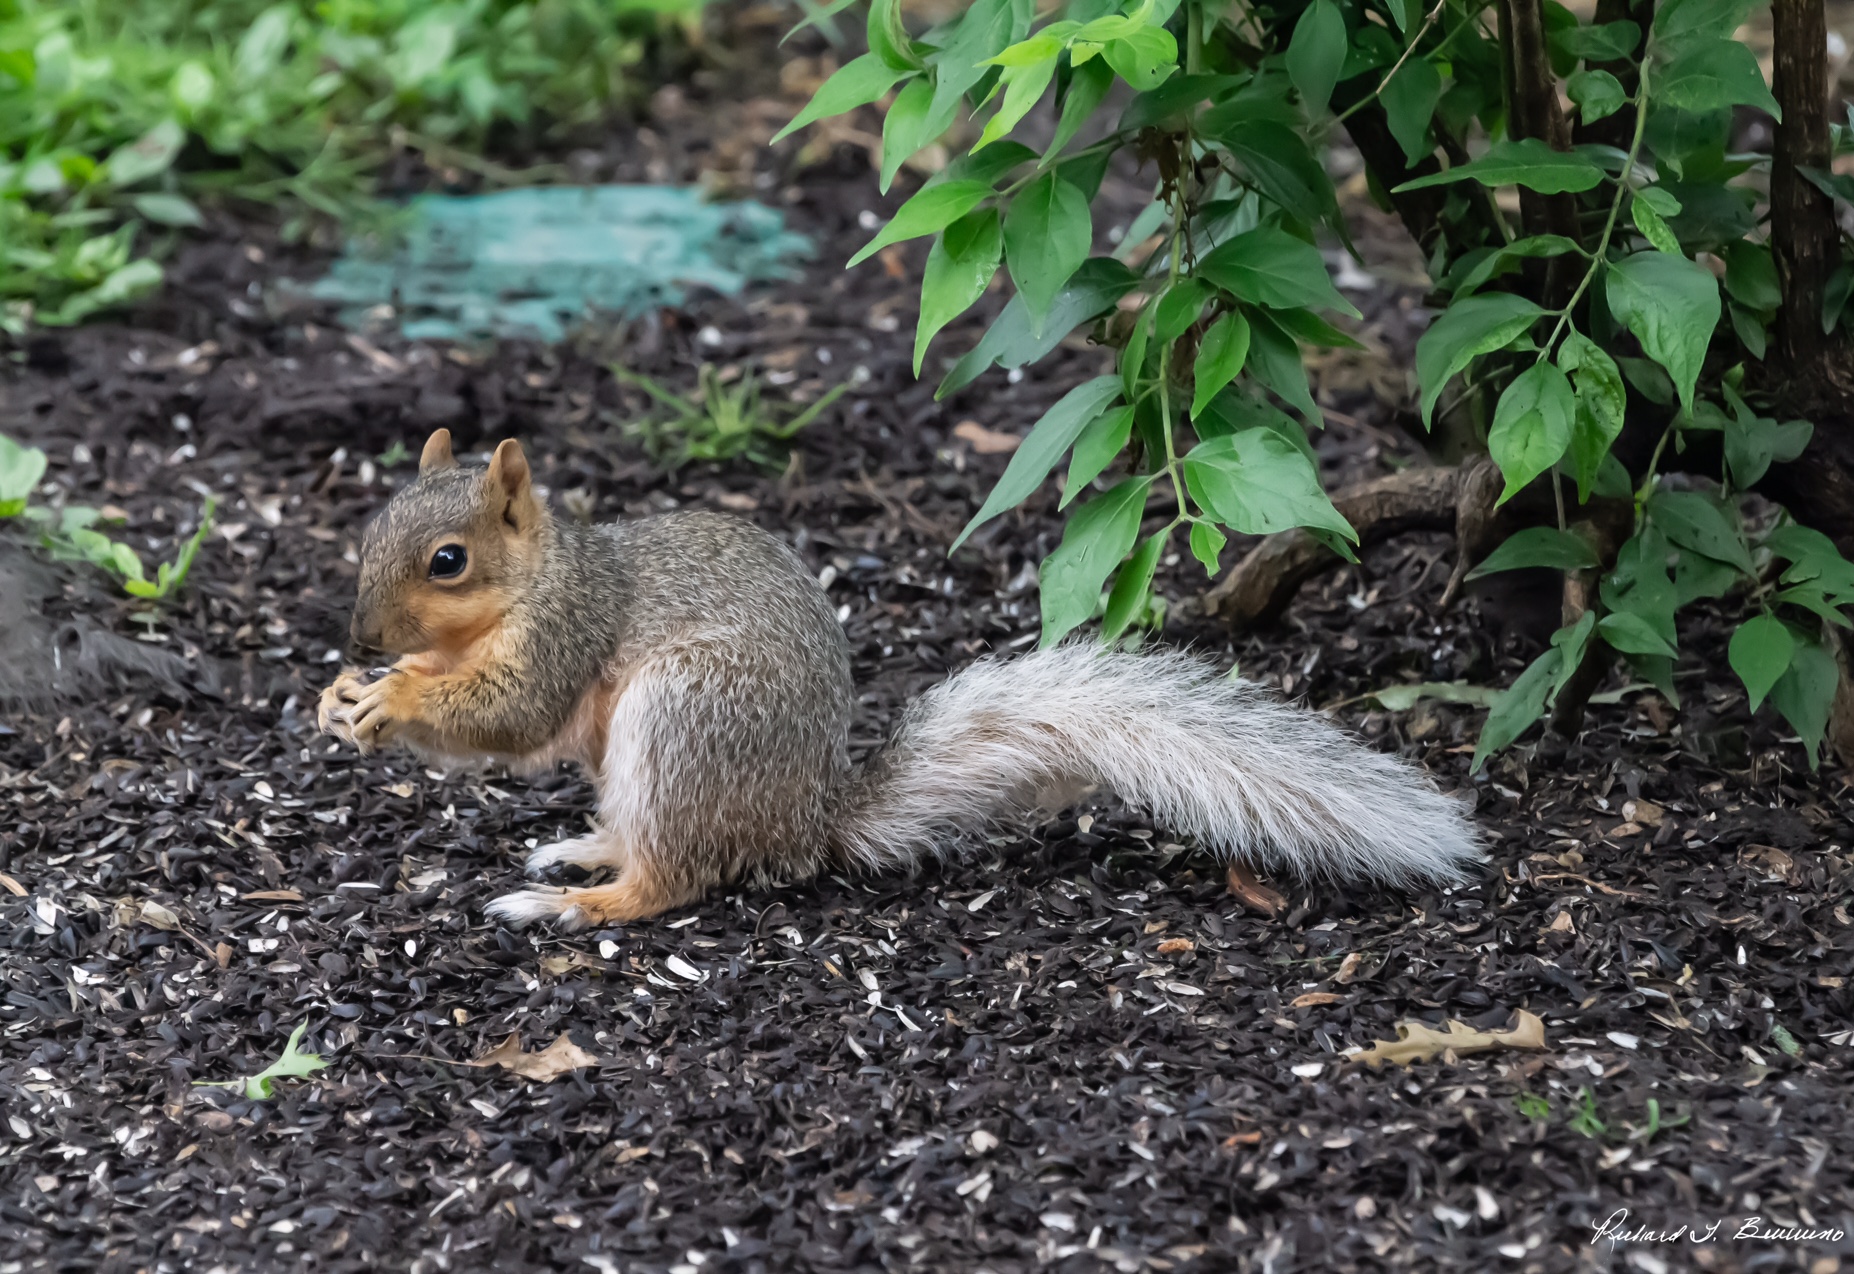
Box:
1182;428;1356;540
1637;186;1684;216
1648;489;1754;574
1116;72;1228;132
1062;405;1135;509
1730;303;1769;358
1190;311;1252;418
1039;476;1154;646
1549;611;1600;702
170;60;216;114
915;210;1002;376
197;1023;328;1101
952;375;1123;550
1557;331;1626;502
1472;647;1564;770
1370;681;1502;711
1604;251;1721;412
881;77;952;193
1196;227;1359;316
1599;611;1679;657
938;259;1139;398
772;53;912;143
1219;121;1341;229
1566;69;1626;124
934;140;1039;191
1729;613;1794;711
1189;521;1227;576
1769;631;1837;767
1003;173;1093;324
1552;20;1641;61
1382;57;1445;165
1049;57;1116;158
1415;292;1546;426
1121;302;1153;403
1629;196;1679;255
104;119;186;188
45;259;165;326
929;0;1030;124
1655;38;1781;120
1394;138;1607;194
1467;527;1600;580
1243;308;1322;424
867;0;922;72
1722;396;1812;488
132;193;205;229
1453;235;1582;298
849;180;995;268
1103;28;1180;92
1286;0;1347;113
1774;585;1852;628
1654;0;1757;46
1488;362;1576;504
1153;279;1212;345
975;52;1060;150
0;436;49;511
1721;241;1781;312
234;5;294;82
1102;530;1167;641
1602;529;1680;652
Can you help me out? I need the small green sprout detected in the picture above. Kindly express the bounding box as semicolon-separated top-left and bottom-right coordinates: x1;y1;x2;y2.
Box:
1567;1087;1607;1139
197;1024;328;1100
613;363;849;471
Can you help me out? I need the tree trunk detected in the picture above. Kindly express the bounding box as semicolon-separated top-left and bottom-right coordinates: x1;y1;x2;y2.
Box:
1760;0;1854;553
1504;0;1584;302
1771;0;1839;373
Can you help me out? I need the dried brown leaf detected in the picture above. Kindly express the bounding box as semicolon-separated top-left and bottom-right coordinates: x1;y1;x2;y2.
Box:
1156;938;1195;955
1225;863;1286;918
1351;1010;1547;1069
1290;991;1343;1008
463;1033;600;1083
952;420;1021;455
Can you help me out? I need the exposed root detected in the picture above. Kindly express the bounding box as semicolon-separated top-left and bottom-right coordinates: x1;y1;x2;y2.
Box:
1204;465;1462;629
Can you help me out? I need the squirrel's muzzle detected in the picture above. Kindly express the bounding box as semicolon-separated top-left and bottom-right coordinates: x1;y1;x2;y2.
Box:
349;604;387;656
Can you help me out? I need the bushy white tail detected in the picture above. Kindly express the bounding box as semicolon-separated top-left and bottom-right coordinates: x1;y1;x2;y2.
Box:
830;645;1482;886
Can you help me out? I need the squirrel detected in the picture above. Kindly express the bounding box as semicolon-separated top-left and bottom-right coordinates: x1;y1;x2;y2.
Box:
318;429;1482;930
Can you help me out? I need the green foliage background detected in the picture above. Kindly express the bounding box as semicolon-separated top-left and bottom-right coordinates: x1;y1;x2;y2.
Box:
0;0;702;327
783;0;1854;768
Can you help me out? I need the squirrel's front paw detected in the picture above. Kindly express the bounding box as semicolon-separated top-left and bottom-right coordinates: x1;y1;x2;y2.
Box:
318;667;402;753
344;672;413;755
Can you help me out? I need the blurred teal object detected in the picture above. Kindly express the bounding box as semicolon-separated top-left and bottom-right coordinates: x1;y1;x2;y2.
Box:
299;186;811;342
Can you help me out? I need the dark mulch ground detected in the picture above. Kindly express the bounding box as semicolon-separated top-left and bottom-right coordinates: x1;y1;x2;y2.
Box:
2;24;1852;1274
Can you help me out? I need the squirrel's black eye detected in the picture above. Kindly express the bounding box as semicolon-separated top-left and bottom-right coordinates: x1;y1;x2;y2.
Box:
428;544;467;579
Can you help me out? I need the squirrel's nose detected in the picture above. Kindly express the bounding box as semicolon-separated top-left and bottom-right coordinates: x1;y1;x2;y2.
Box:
350;609;385;655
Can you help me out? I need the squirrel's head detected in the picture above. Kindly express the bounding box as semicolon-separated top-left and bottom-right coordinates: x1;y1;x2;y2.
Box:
351;430;547;658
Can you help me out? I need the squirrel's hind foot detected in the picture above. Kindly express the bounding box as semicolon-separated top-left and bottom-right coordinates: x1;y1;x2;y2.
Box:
486;867;695;931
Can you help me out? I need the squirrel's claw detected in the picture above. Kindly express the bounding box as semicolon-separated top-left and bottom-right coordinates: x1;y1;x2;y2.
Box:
345;677;403;755
317;667;403;753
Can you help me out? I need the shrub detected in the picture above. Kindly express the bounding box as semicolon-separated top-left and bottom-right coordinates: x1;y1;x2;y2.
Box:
779;0;1854;767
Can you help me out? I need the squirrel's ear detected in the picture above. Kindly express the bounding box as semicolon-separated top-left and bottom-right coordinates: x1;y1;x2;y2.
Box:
419;429;458;476
485;439;536;530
